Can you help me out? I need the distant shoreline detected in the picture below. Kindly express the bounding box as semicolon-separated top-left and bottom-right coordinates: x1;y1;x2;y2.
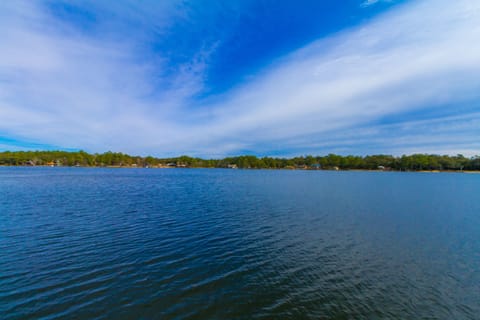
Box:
1;150;479;172
1;164;479;174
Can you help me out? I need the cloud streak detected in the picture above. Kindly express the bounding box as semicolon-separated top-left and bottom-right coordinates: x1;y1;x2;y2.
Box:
361;0;393;8
0;0;479;157
175;0;480;156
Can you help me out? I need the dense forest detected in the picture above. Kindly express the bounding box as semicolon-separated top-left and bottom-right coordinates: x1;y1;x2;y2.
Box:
0;150;479;171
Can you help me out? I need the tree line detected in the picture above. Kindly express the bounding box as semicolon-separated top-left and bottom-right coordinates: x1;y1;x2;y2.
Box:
0;150;479;171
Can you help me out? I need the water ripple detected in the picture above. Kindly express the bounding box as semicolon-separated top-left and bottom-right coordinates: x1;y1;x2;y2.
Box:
1;168;479;319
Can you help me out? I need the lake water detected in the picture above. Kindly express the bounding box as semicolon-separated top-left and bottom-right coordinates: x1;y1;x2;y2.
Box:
1;167;479;319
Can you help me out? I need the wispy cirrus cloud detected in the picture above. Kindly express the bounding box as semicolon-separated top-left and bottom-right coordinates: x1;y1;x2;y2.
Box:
362;0;381;7
174;0;480;156
361;0;394;8
0;0;479;157
0;0;207;152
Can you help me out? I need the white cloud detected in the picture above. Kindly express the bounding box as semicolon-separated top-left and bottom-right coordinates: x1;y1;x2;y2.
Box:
0;0;201;152
0;0;479;157
361;0;393;8
185;0;480;156
362;0;380;7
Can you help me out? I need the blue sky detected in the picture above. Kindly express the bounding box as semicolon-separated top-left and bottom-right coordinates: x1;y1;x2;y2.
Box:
1;0;479;157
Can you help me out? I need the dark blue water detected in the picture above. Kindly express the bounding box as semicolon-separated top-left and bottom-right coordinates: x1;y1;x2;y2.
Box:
1;168;479;319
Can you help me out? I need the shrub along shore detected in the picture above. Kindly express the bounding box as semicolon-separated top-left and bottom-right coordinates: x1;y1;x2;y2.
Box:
1;150;479;171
